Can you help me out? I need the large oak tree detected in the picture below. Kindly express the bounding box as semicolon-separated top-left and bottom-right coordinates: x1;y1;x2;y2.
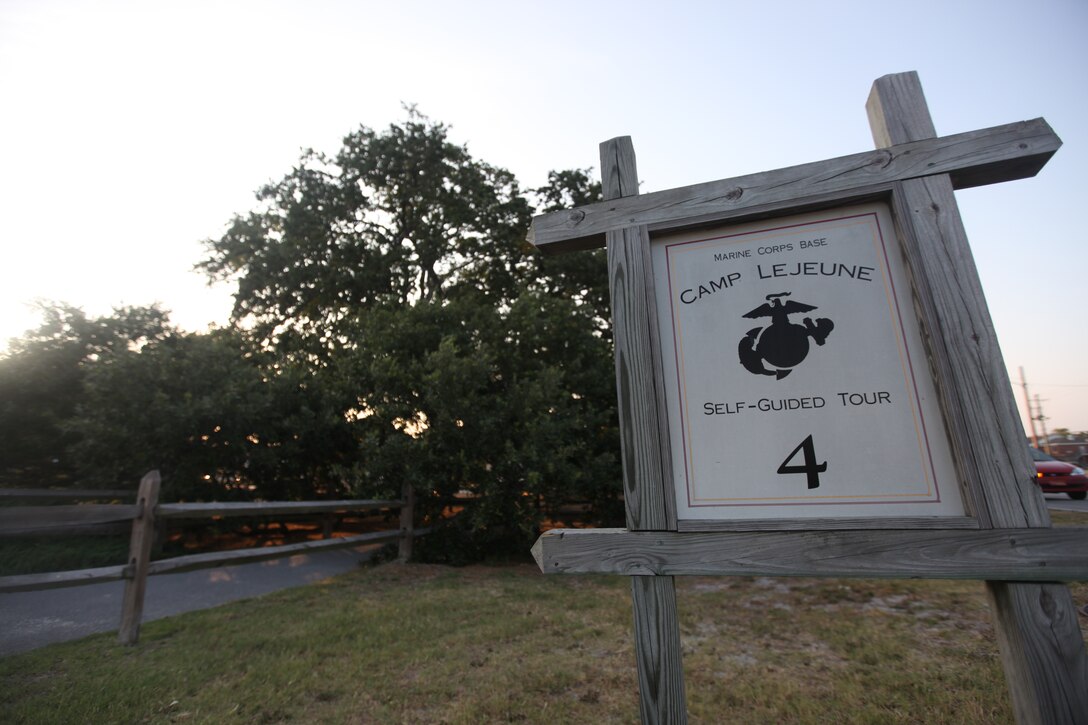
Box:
201;114;621;557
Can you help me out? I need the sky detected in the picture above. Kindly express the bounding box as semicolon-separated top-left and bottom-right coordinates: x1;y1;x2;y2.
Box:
1;0;1086;432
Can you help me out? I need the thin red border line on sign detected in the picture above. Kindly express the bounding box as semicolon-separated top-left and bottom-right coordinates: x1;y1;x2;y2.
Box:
870;210;944;505
665;213;885;507
662;208;945;511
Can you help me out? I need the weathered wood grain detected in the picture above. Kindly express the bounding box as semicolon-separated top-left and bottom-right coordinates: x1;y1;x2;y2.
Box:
119;470;160;645
602;136;677;532
866;76;1047;515
603;136;687;724
0;504;140;536
868;70;1087;725
887;179;1049;528
156;499;402;519
0;564;127;594
866;70;937;148
867;75;1045;526
631;576;688;724
987;582;1088;725
529;118;1060;253
533;528;1088;580
887;177;1048;524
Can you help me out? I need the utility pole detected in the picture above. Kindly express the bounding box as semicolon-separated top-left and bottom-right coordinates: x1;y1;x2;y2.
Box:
1019;367;1040;449
1035;393;1051;454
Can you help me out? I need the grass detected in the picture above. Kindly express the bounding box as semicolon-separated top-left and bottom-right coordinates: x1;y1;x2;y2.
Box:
3;508;1086;722
3;558;1087;724
1049;508;1087;526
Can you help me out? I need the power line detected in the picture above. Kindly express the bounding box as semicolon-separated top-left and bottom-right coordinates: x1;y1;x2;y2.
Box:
1029;383;1088;388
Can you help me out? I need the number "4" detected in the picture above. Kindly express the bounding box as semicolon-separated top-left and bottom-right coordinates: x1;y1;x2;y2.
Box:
777;434;826;490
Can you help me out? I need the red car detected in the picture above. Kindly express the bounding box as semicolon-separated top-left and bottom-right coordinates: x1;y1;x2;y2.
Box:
1031;448;1088;500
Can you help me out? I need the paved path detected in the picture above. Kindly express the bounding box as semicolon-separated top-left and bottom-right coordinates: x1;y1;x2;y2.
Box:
0;543;381;657
1042;492;1088;514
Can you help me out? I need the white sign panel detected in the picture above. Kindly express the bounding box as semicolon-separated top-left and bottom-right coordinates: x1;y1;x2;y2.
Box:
652;202;965;523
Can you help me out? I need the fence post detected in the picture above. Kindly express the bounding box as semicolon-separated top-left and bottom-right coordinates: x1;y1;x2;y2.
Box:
118;470;160;645
398;482;414;563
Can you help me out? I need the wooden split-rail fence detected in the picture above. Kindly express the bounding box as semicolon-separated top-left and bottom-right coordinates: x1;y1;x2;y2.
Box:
0;472;424;645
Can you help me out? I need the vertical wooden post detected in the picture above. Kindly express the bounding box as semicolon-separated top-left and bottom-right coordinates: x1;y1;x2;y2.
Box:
867;71;1088;724
601;136;687;724
398;481;414;563
600;137;678;532
118;470;160;646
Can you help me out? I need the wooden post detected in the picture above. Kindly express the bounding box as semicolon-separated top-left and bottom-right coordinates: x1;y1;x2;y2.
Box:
601;136;687;724
531;71;1075;722
867;71;1088;724
118;470;160;646
398;482;414;563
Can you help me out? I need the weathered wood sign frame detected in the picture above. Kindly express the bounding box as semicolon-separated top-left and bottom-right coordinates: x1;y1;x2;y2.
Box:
530;72;1088;723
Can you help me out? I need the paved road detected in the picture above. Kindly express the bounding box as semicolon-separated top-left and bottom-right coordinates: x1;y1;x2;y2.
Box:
1042;492;1088;514
0;543;382;657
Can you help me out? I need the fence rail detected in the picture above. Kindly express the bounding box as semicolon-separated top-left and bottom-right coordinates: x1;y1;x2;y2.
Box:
0;563;130;593
0;488;133;499
157;499;403;519
0;505;142;536
0;471;424;645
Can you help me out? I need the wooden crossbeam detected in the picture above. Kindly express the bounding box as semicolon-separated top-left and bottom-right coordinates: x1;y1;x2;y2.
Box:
528;118;1061;254
531;528;1088;581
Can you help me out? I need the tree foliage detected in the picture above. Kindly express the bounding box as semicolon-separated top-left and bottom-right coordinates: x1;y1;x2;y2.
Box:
1;113;620;561
68;328;353;501
0;304;173;487
200;113;620;557
199;110;533;358
0;306;353;501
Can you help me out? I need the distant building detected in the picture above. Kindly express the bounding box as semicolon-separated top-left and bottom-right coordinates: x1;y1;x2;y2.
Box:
1034;433;1088;466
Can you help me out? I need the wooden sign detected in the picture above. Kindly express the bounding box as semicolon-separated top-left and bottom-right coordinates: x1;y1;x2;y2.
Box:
529;72;1088;724
654;202;965;525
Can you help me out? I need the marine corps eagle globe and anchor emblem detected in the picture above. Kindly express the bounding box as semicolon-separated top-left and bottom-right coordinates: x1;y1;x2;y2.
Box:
738;292;834;380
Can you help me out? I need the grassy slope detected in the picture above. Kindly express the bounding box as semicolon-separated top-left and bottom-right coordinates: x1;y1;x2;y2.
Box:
4;560;1086;724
